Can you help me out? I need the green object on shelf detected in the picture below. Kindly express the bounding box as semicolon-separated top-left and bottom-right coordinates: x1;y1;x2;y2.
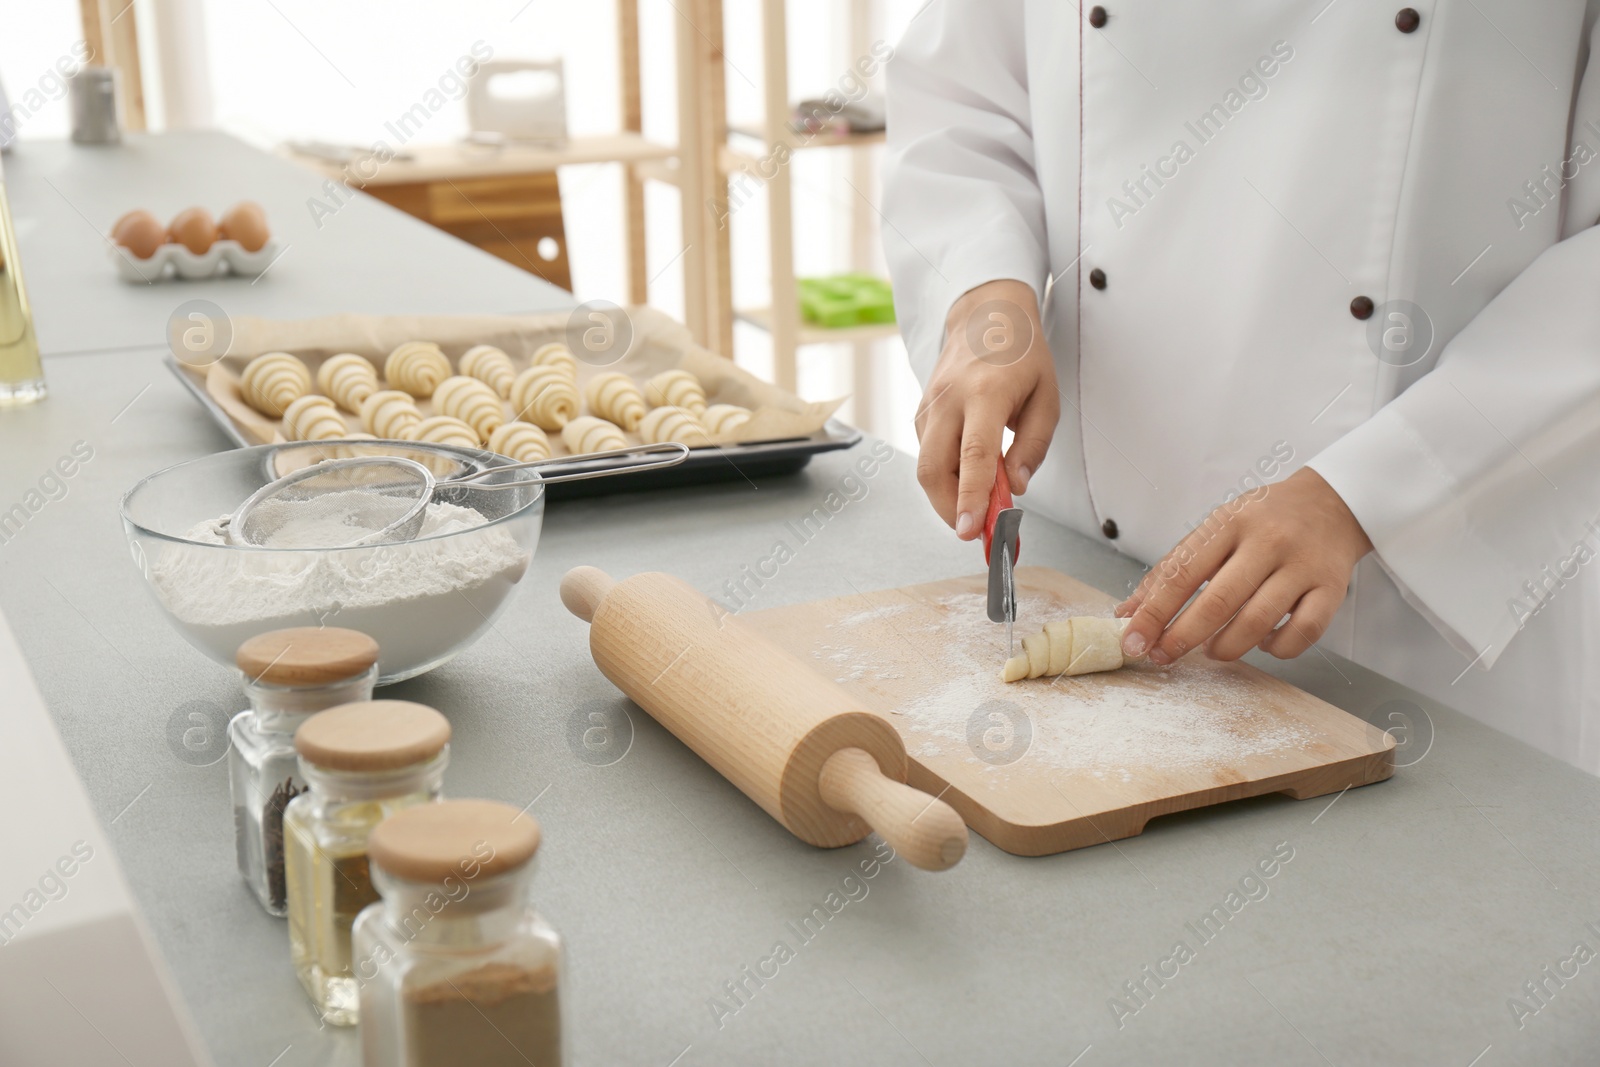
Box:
798;273;896;330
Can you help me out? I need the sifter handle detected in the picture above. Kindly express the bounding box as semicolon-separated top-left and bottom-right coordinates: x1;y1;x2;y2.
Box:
459;442;690;489
817;748;969;871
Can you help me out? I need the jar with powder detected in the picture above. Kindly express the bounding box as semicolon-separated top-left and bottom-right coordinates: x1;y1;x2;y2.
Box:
229;627;380;917
284;700;450;1026
355;799;562;1067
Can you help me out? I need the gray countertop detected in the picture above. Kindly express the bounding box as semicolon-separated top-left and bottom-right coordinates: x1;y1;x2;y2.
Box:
3;134;1598;1067
2;130;570;357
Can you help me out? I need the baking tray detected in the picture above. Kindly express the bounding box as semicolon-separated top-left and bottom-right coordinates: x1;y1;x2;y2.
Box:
164;356;863;499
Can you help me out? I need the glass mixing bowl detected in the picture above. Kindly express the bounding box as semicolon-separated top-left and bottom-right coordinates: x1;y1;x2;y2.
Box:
121;441;543;685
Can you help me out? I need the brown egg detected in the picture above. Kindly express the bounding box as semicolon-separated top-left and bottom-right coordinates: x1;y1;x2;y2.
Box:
167;207;218;255
112;209;166;260
218;201;271;252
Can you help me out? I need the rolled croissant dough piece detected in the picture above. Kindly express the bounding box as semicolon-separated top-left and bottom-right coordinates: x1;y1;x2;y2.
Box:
1002;617;1133;682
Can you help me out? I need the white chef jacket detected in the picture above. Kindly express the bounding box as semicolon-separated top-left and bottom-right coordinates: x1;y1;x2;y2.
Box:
883;1;1600;774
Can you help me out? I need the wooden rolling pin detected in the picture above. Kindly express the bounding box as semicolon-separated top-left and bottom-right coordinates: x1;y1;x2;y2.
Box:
562;567;969;871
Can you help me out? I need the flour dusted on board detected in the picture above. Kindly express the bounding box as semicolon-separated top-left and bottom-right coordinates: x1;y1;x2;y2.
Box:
819;590;1312;777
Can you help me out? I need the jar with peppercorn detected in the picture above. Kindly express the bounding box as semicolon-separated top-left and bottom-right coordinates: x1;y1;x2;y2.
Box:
228;627;380;918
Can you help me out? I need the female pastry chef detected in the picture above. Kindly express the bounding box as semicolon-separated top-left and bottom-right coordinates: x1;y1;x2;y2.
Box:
883;3;1600;773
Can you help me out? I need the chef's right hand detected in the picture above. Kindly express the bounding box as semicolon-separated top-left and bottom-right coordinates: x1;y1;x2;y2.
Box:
914;279;1059;538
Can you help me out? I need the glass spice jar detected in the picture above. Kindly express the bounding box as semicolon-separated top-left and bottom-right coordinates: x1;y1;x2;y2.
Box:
355;799;563;1067
284;700;450;1026
229;627;380;918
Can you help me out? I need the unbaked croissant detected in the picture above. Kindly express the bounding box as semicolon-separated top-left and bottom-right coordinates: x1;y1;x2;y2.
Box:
487;421;552;463
434;375;505;442
562;415;626;455
403;415;480;449
384;341;451;398
585;372;647;432
638;405;710;447
332;432;378;459
360;389;422;439
240;352;311;417
531;341;578;379
509;366;580;431
702;403;752;436
282;394;349;442
315;353;379;413
460;344;516;398
643;369;707;415
1001;617;1133;683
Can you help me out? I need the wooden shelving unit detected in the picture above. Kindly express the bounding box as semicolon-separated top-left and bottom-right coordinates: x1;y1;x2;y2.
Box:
78;0;147;130
691;0;894;424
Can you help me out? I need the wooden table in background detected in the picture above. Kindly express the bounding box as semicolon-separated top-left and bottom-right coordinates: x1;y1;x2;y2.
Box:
288;134;680;294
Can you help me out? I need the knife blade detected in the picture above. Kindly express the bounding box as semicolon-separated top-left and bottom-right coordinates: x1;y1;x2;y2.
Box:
987;507;1023;652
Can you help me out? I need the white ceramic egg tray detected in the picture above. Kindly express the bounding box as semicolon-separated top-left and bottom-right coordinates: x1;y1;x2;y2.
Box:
108;240;280;284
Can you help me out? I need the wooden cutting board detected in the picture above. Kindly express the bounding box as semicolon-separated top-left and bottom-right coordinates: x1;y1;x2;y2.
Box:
743;567;1394;856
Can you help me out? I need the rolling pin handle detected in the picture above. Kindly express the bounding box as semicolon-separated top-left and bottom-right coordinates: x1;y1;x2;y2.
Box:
818;748;969;872
561;566;616;623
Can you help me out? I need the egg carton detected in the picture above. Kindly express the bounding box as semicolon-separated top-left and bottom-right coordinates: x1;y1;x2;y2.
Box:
108;239;280;284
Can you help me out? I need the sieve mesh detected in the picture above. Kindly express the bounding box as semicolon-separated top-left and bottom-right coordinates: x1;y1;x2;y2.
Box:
225;440;690;550
228;457;435;548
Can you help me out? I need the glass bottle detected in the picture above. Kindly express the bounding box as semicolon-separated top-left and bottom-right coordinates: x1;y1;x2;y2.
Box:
285;700;451;1026
0;154;44;405
228;627;380;917
355;799;562;1067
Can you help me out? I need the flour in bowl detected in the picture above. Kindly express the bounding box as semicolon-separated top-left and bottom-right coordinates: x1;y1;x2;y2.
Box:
149;501;531;677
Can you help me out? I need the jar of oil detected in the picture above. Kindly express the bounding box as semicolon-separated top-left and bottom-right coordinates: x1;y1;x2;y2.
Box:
0;156;44;405
284;700;450;1026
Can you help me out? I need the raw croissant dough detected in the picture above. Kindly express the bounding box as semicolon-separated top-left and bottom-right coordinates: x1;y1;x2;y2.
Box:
585;372;647;432
643;369;707;415
638;405;709;446
384;341;451;398
1001;617;1133;682
459;344;516;398
240;352;311;417
702;403;751;436
510;365;580;430
531;342;578;379
434;375;505;442
487;421;551;462
281;394;347;442
331;432;376;459
360;389;422;438
315;353;379;413
403;415;479;449
562;415;626;454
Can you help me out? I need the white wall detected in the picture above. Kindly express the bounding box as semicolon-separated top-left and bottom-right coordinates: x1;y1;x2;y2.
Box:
0;2;83;144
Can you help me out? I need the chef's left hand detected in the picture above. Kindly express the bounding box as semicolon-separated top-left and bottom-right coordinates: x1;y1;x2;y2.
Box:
1114;469;1373;663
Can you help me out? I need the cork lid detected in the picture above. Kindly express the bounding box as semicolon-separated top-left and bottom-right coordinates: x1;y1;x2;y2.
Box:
369;799;541;883
294;700;451;772
236;627;380;686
